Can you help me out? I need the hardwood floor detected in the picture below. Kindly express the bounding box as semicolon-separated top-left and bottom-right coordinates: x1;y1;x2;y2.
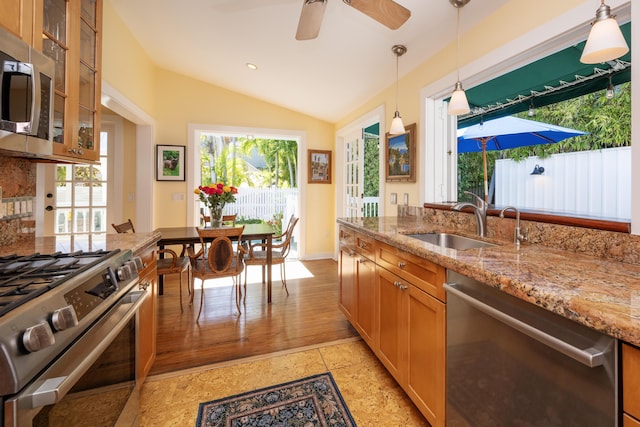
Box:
150;258;358;376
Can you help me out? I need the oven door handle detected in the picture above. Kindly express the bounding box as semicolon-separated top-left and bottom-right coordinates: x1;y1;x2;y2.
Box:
444;283;608;368
26;288;148;409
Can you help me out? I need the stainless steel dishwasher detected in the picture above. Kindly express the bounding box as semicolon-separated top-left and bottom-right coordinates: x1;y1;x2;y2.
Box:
444;270;618;426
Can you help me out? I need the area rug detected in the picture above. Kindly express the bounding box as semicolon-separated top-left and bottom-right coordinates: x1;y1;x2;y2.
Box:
196;372;357;427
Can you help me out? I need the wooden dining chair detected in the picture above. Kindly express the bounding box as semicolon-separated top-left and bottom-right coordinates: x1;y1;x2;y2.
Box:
112;219;191;310
187;226;246;321
112;219;135;233
243;216;298;299
201;213;238;227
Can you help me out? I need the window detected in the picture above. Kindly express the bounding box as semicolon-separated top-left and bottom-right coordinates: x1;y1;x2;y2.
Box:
55;132;108;234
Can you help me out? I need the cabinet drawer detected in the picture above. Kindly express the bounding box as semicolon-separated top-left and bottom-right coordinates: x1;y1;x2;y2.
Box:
339;225;356;250
376;241;446;301
623;343;640;419
355;232;375;260
135;246;157;277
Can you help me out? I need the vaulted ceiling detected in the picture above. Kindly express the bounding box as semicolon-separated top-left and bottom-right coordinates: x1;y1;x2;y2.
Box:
108;0;510;123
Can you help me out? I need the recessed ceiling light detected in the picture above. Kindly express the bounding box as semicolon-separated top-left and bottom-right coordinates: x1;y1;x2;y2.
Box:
246;63;258;70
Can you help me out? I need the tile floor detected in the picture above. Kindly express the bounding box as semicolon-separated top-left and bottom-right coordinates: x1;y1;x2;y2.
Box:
138;338;429;426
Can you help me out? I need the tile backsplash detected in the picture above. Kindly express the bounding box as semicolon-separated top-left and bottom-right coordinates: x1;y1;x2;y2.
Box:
0;155;37;247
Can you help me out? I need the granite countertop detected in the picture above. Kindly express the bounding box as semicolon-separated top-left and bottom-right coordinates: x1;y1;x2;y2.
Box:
0;232;161;257
338;216;640;347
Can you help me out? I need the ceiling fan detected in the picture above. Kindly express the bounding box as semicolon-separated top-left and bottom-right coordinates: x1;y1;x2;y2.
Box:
295;0;411;40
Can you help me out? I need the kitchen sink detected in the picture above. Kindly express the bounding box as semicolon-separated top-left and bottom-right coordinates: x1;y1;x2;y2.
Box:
404;232;496;250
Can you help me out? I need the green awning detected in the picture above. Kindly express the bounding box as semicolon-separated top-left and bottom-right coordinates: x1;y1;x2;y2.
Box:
457;22;631;127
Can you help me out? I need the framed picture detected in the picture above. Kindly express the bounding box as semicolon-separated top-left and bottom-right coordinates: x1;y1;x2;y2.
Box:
385;122;416;182
308;149;332;184
156;145;185;181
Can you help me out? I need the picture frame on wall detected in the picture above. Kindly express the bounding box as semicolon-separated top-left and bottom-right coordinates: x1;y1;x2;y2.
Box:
156;145;186;181
385;122;416;182
308;149;332;184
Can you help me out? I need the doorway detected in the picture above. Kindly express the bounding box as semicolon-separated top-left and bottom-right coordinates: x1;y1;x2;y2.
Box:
188;124;305;258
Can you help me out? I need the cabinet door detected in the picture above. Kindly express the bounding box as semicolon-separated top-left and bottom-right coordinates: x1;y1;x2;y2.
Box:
42;0;101;162
0;0;34;41
623;343;640;420
624;414;640;427
136;247;157;382
406;285;445;427
338;246;356;321
355;255;376;347
376;267;407;382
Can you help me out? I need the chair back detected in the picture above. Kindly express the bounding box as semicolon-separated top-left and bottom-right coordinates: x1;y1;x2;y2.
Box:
222;213;237;226
192;226;245;274
112;219;135;233
201;213;238;227
279;216;299;258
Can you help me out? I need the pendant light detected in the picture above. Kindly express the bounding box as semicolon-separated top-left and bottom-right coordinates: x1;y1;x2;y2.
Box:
389;44;407;135
606;76;615;99
447;0;470;116
580;0;629;64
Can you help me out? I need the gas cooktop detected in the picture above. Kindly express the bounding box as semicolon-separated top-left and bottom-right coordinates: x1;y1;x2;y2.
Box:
0;250;119;317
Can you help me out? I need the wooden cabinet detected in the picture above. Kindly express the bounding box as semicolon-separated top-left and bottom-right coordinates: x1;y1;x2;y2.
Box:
135;245;157;382
0;0;35;42
338;226;356;321
338;224;446;427
375;240;446;426
623;343;640;424
1;0;102;162
339;226;377;348
38;0;102;162
377;266;406;380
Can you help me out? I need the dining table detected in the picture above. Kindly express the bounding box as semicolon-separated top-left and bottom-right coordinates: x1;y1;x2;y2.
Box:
154;223;276;302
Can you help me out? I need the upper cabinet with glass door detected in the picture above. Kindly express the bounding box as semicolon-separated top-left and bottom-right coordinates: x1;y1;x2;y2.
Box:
39;0;102;162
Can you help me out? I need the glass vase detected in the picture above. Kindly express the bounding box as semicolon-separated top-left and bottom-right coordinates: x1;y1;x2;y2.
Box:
209;206;223;228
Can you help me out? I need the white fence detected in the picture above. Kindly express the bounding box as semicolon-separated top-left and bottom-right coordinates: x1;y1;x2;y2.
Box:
494;146;631;220
362;197;380;217
215;187;298;222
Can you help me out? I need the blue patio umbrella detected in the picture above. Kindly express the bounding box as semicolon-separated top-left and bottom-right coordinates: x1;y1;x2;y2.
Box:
457;116;587;202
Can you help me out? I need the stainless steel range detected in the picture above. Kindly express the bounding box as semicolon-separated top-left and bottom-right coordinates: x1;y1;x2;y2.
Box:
0;249;149;427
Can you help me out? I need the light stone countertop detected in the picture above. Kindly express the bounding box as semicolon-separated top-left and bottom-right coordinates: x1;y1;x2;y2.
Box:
338;216;640;347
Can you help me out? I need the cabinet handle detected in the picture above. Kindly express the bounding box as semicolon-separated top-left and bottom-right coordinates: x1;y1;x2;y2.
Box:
398;261;406;269
359;242;367;249
399;284;408;291
358;258;366;264
393;281;401;288
139;281;150;291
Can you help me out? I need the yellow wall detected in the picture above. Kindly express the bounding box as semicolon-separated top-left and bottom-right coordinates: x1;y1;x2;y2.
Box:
102;0;157;116
335;0;586;215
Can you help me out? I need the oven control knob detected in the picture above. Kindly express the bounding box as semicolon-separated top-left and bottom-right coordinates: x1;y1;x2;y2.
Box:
51;305;79;331
22;322;55;353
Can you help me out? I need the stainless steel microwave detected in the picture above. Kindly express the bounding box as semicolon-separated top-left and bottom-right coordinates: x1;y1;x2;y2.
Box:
0;26;54;159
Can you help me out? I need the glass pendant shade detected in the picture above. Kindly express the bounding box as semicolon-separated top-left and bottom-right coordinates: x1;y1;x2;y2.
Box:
448;81;470;115
580;3;629;64
389;111;405;135
606;80;615;99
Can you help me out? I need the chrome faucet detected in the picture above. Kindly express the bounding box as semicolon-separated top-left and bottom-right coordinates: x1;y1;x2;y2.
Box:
499;206;526;246
452;191;488;237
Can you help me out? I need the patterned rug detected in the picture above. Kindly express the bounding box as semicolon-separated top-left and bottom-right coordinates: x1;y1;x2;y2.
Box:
196;372;357;427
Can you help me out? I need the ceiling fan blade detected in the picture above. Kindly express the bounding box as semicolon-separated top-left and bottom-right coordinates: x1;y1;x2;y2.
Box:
296;0;328;40
344;0;410;30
